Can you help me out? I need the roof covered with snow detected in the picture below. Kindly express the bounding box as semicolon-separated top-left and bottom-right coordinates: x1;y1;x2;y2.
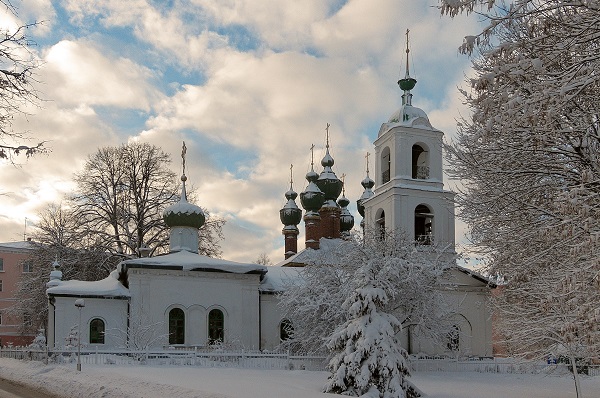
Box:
259;266;302;293
275;238;345;267
380;104;441;136
0;240;36;252
121;249;267;275
47;270;130;298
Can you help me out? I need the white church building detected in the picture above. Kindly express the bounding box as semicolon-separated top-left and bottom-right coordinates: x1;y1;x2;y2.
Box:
46;66;495;356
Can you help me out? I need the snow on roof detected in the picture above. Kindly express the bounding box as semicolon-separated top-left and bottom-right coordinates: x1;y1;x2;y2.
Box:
456;265;497;288
121;249;267;275
275;238;345;267
259;266;302;293
0;240;35;251
47;270;130;297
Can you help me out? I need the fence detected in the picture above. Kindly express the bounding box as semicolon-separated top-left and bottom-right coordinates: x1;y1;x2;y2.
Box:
0;346;326;371
408;356;600;376
1;347;599;376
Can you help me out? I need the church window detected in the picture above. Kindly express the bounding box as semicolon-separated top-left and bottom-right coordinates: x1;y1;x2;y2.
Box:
169;308;185;345
414;204;433;245
381;147;391;184
412;144;429;179
89;318;105;344
280;319;293;341
447;325;460;352
376;209;386;240
0;258;3;271
208;309;224;343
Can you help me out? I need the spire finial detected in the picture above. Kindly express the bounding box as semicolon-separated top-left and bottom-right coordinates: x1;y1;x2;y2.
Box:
181;141;187;177
405;29;411;79
341;173;346;196
180;141;188;201
310;143;315;171
398;28;417;105
365;152;371;176
325;123;331;150
289;164;294;190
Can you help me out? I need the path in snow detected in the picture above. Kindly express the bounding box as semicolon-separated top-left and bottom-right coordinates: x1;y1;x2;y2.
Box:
1;358;599;398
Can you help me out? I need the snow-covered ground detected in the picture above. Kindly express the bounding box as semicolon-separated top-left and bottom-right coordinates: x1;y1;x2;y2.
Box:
1;358;599;398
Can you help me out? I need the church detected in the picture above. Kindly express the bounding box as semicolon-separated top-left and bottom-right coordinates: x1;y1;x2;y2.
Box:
46;62;495;356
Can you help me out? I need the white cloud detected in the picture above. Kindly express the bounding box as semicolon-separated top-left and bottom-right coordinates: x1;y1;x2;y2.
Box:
43;40;160;110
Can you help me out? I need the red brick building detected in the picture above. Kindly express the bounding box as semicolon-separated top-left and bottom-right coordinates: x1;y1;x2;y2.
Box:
0;240;35;346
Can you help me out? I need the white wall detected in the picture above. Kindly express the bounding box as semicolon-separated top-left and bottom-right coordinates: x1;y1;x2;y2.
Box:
127;268;262;349
48;296;128;349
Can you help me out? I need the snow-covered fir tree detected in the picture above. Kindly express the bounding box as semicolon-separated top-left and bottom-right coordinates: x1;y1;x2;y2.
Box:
324;262;413;397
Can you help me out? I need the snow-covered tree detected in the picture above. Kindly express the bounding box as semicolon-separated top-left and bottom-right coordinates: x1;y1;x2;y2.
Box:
106;303;167;354
440;1;600;396
324;259;413;397
0;1;45;162
279;231;454;355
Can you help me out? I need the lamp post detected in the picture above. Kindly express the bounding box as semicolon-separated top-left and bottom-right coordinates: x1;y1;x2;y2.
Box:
74;298;85;371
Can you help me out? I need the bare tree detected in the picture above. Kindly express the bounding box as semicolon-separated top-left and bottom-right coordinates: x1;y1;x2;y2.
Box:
71;142;225;258
10;203;120;335
255;252;272;265
0;1;45;161
440;2;600;396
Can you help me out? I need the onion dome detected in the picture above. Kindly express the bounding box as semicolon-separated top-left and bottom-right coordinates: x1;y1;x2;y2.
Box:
315;125;343;207
338;193;354;233
300;146;325;215
47;258;63;288
357;152;375;217
163;174;206;229
280;166;302;227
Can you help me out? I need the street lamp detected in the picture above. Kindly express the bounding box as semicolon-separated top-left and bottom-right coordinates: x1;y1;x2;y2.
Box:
74;298;85;371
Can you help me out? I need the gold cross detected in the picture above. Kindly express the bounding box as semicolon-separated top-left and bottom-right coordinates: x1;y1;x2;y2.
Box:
289;164;294;188
325;123;331;148
310;144;315;168
365;152;371;175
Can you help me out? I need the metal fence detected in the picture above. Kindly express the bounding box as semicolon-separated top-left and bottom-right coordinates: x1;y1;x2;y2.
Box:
0;346;326;370
408;356;600;376
1;347;599;376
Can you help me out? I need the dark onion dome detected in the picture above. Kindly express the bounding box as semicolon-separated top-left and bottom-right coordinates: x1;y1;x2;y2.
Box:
163;175;205;229
338;194;354;232
280;188;302;226
300;167;325;214
357;174;375;217
315;148;343;206
398;76;417;92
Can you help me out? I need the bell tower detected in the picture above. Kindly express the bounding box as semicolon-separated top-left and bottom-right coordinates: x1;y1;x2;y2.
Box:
363;30;455;249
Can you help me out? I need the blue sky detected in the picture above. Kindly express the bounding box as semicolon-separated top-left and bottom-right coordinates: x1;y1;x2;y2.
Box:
0;0;480;263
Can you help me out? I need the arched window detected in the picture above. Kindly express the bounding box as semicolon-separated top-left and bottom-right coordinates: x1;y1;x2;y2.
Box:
447;325;460;352
208;309;224;343
381;147;391;184
89;318;105;344
280;319;293;341
169;308;185;345
412;144;429;179
376;209;385;240
414;204;433;245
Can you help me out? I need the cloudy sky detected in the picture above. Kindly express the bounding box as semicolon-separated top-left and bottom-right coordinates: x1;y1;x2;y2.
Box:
0;0;479;264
